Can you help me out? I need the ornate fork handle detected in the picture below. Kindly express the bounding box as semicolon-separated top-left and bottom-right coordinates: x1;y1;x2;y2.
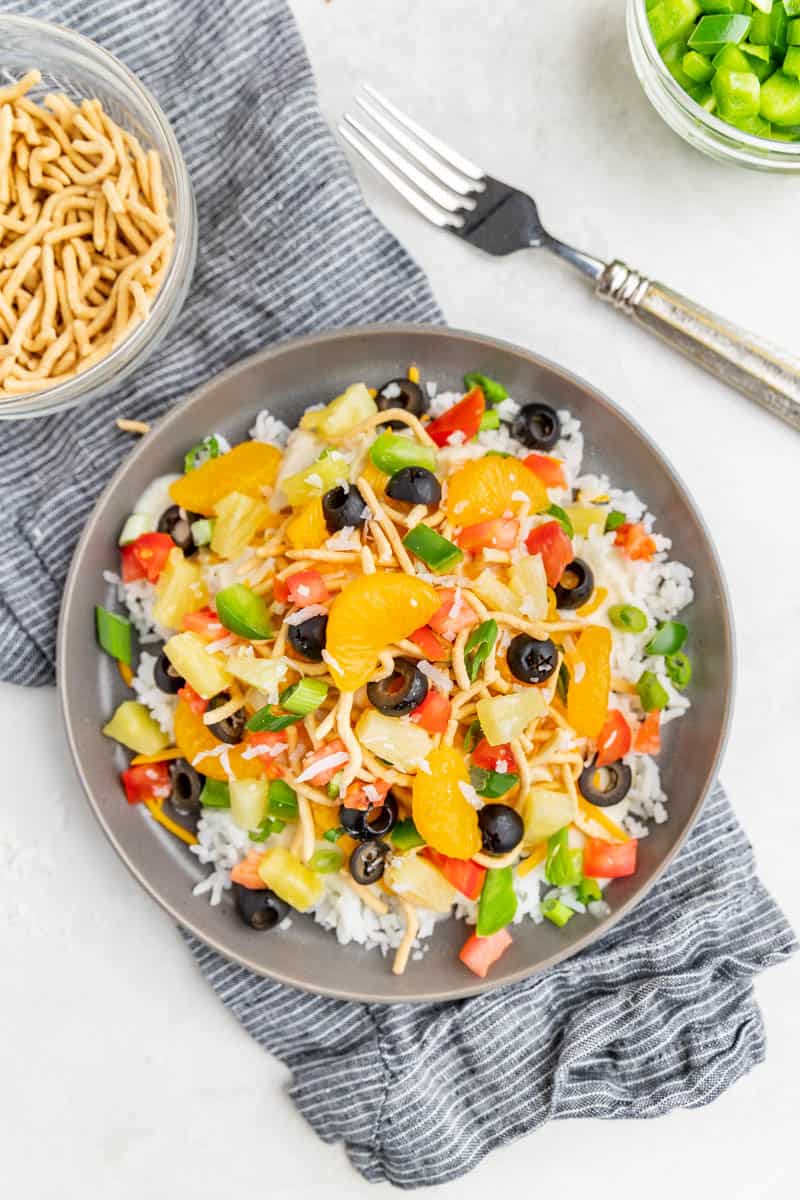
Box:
596;260;800;433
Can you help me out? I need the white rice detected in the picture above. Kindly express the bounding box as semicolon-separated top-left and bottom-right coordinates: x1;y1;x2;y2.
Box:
249;409;291;448
131;651;177;739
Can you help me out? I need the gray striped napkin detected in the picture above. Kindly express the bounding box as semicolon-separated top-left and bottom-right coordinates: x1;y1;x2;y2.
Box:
1;0;794;1190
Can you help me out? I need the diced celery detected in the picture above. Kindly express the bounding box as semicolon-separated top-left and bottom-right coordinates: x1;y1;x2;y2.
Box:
118;513;154;546
354;709;432;773
713;66;761;114
683;47;717;79
152;547;209;631
229;778;269;831
163;631;232;699
476;689;547;747
299;383;377;438
102;701;169;755
211;492;271;560
522;787;578;845
649;0;703;50
760;68;800;121
281;453;350;507
95;606;132;665
257;846;324;911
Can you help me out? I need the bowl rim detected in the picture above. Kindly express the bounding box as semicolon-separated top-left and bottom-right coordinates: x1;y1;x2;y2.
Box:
57;323;736;1003
0;13;196;418
628;0;800;160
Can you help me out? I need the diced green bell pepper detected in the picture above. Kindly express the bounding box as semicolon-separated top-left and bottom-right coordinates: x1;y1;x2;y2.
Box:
215;583;272;639
391;818;425;851
476;866;517;937
463;372;508;406
649;0;703;50
713;41;753;67
95;605;133;665
712;67;761;115
770;3;789;50
786;1;800;18
683;47;717;79
749;9;773;40
689;82;718;107
369;431;437;475
783;44;800;74
688;12;752;49
788;18;800;43
760;68;800;121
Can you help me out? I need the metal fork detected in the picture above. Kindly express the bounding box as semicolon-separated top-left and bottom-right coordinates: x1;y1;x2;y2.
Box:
340;85;800;433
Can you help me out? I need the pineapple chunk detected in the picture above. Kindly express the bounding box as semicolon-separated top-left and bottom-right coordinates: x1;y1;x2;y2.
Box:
152;547;208;630
282;452;350;508
476;689;547;746
163;631;232;699
258;846;324;910
385;852;457;913
522;786;577;844
354;710;432;774
565;504;607;537
226;651;288;696
102;700;169;755
211;492;271;560
286;497;328;550
509;554;547;621
471;568;519;615
229;778;269;830
300;383;377;438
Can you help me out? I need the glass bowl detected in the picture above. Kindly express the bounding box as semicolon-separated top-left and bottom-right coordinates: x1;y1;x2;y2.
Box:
627;0;800;173
0;15;197;419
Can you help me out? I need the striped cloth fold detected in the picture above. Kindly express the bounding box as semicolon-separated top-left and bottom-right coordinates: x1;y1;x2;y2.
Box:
0;0;794;1189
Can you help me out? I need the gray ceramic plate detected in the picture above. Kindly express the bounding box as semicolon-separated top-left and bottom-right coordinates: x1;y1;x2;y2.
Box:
58;325;734;1003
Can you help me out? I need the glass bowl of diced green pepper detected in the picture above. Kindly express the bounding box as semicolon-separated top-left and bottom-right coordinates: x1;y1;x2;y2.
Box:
628;0;800;170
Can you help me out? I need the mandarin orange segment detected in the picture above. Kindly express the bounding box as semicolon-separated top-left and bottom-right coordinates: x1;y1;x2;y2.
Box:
324;572;439;692
169;442;282;516
412;745;481;860
286;497;328;550
445;456;548;525
566;625;611;737
173;699;264;781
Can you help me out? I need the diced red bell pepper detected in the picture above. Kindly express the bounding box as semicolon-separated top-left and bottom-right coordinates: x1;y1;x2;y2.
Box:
244;731;289;777
471;738;516;773
121;761;171;805
410;689;451;734
177;684;208;716
343;778;391;811
634;711;661;755
614;522;656;562
583;837;638;879
459;928;513;978
284;568;329;607
272;578;290;604
595;710;632;768
525;520;573;587
182;607;226;640
122;532;174;584
458;518;519;552
428;588;479;637
426;386;485;447
423;849;487;900
522;453;567;490
300;738;349;786
409;625;451;662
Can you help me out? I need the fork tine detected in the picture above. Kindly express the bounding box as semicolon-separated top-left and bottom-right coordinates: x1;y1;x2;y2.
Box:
362;84;485;182
341;113;471;215
338;122;463;229
355;94;482;197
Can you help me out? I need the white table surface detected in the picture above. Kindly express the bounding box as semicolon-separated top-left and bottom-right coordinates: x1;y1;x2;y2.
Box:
3;1;798;1194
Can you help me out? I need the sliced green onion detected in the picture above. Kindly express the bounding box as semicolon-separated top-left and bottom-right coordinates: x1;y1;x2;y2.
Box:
95;605;133;665
309;847;344;874
470;766;519;799
464;619;498;683
541;895;575;928
608;604;648;634
268;779;299;820
605;510;626;533
556;662;569;704
645;620;687;656
369;430;437;475
577;877;603;905
545;827;584;889
665;651;692;689
184;434;221;473
280;677;329;717
402;524;463;573
323;825;346;843
326;772;343;800
476;866;517;937
190;517;215;546
462;719;483;754
390;818;425;851
118;513;153;546
636;670;670;713
249;817;285;842
199;778;231;809
463;372;509;405
246;705;301;733
548;503;574;537
478;409;500;431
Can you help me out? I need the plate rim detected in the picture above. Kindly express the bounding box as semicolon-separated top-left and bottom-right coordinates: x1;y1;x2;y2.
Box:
57;322;736;1003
